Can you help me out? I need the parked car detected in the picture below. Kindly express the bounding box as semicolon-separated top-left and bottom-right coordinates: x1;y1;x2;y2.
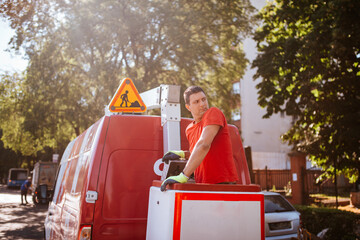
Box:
264;191;300;240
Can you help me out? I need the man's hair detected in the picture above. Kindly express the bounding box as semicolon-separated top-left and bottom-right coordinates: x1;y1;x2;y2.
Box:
184;86;205;105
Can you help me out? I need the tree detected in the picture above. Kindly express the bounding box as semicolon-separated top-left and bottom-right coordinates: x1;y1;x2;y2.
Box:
253;0;360;182
0;0;256;158
0;72;33;155
0;130;22;183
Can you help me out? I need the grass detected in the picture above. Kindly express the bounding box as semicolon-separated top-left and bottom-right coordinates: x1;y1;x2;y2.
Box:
310;192;350;198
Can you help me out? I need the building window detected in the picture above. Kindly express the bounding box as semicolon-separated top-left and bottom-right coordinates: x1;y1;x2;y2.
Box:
232;82;240;95
231;109;241;121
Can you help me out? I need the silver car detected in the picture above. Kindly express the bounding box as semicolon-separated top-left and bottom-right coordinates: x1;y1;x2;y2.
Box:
264;191;300;240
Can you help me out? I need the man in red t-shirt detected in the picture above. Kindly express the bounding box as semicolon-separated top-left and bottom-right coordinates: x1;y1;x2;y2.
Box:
161;86;238;191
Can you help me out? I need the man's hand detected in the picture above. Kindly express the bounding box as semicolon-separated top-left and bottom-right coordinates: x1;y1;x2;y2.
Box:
160;172;188;191
162;150;185;163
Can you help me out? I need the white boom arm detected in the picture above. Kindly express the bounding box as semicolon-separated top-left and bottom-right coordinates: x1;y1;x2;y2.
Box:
140;85;181;180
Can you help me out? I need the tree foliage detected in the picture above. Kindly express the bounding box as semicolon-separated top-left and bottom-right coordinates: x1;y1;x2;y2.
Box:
0;0;255;158
253;0;360;181
0;130;21;183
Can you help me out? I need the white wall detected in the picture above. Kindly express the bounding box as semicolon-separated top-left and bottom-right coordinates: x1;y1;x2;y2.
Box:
240;0;293;169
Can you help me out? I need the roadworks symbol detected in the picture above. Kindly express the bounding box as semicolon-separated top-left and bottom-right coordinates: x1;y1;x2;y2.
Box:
108;78;146;113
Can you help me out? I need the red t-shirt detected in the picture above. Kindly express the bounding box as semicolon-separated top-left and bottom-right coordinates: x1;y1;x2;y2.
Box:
185;107;239;184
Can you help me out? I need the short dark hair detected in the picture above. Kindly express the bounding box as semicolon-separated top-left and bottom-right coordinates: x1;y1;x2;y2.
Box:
184;86;205;105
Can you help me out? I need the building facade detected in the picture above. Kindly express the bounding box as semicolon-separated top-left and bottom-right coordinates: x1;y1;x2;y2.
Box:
240;0;294;170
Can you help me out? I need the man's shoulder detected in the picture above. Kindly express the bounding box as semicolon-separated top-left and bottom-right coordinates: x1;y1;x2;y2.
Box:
201;107;226;128
204;107;225;118
208;107;223;113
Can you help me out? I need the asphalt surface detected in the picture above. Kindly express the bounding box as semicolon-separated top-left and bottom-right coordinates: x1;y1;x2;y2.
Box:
0;184;48;240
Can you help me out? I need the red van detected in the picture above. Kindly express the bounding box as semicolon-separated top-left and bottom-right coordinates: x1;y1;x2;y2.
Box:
44;113;251;240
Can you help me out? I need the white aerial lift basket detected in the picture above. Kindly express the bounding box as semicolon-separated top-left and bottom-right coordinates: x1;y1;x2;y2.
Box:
146;181;264;240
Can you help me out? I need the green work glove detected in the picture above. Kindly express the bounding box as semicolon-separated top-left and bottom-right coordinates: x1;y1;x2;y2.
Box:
160;172;189;191
162;150;185;164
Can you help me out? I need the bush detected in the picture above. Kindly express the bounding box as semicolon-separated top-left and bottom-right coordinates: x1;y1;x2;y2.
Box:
295;205;360;240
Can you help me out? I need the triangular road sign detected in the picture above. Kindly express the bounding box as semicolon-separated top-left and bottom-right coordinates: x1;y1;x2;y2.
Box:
108;78;147;113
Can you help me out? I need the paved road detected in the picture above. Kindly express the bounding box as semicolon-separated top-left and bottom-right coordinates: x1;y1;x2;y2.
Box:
0;184;48;240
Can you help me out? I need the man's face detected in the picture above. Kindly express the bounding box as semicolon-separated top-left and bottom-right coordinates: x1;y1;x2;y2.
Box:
186;91;209;121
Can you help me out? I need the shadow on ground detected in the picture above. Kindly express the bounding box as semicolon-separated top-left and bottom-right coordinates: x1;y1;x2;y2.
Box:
0;203;48;240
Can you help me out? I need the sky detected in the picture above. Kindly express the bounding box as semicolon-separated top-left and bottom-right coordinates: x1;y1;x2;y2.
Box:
0;19;28;73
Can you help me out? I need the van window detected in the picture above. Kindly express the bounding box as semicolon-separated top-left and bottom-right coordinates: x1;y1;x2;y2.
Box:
70;121;100;194
73;153;90;193
56;161;72;203
61;130;87;195
84;120;100;151
52;140;75;203
52;119;101;201
69;131;86;159
65;157;79;193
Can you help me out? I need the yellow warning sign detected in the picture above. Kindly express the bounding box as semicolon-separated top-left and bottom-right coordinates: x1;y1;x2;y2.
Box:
108;78;146;113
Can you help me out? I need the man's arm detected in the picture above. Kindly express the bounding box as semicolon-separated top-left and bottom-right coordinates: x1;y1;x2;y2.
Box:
182;124;220;177
160;124;221;191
